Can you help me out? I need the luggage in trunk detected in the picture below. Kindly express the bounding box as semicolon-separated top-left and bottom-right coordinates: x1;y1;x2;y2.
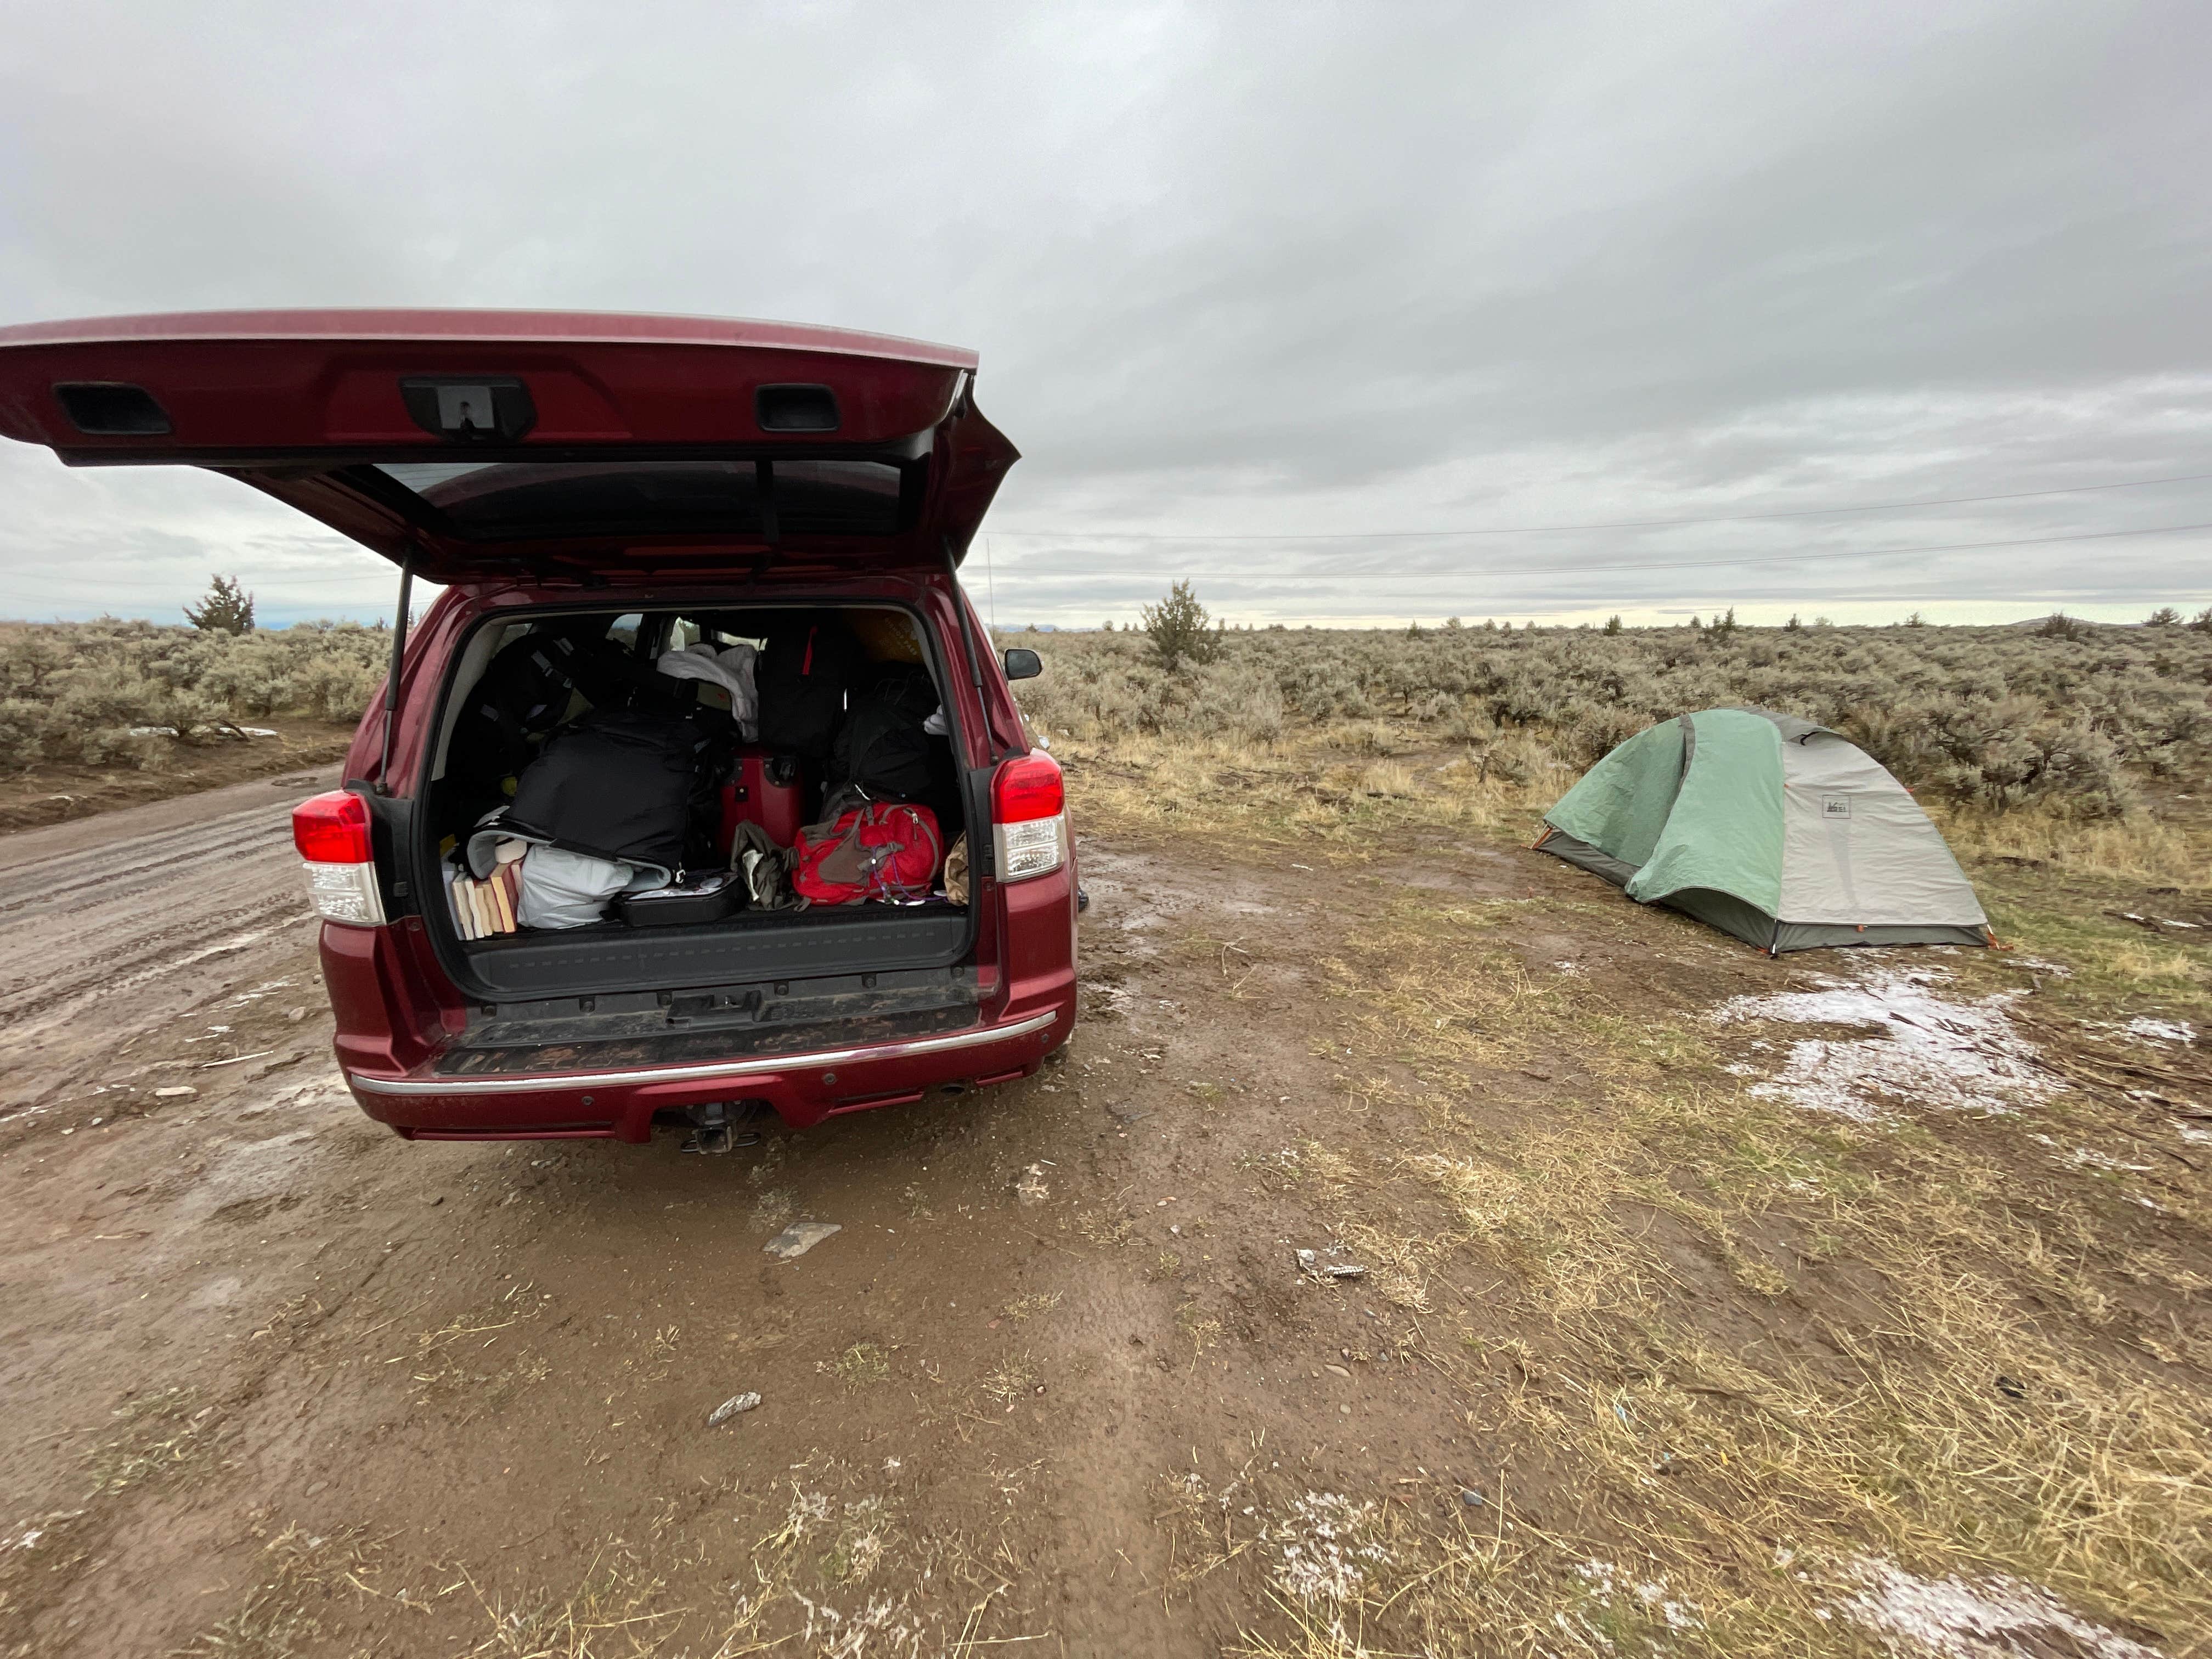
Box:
505;709;711;872
717;749;805;854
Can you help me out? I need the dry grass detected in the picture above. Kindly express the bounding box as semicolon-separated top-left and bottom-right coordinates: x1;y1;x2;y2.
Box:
823;1341;891;1390
979;1355;1039;1405
1216;882;2212;1655
1934;801;2210;891
176;1526;387;1659
83;1386;215;1497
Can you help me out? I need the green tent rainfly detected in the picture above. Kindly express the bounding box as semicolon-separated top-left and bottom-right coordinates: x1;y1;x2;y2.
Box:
1536;708;1993;954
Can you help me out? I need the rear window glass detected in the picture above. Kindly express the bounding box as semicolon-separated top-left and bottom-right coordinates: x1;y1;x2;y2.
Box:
371;458;905;538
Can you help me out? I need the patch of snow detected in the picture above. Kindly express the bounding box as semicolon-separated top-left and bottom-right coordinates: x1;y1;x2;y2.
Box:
1714;970;2057;1122
1268;1492;1393;1605
2028;1135;2153;1174
2124;1017;2195;1045
1575;1558;1703;1633
1840;1556;2163;1658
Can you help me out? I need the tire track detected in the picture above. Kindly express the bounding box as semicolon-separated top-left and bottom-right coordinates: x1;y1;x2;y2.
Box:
0;781;330;1108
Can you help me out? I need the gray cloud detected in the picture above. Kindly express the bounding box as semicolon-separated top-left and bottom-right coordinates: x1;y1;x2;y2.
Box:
2;0;2208;626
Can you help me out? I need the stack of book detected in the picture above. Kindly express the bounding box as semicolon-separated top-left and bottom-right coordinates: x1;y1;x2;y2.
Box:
450;851;524;939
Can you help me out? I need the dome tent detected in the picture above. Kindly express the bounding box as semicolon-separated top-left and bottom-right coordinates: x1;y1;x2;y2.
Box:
1535;708;1991;954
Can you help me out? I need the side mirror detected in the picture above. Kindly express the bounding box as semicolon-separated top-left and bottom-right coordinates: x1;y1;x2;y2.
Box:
1002;647;1043;681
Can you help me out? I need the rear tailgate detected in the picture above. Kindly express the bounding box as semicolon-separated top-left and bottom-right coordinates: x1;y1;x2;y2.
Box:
0;309;1018;584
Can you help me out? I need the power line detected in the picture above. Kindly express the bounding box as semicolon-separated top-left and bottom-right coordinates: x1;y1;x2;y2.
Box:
982;517;2212;583
985;469;2212;542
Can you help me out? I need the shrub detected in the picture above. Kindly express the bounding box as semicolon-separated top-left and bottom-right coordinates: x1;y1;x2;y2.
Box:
0;618;390;770
1140;580;1223;669
999;617;2212;818
184;574;256;635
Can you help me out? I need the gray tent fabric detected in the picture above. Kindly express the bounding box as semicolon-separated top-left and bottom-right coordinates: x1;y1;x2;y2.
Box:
1538;708;1991;953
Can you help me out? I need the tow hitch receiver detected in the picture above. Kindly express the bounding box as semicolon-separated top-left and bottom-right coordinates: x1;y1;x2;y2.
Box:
679;1101;763;1155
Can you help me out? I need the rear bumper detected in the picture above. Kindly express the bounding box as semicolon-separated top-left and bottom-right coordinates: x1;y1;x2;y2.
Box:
341;1000;1073;1140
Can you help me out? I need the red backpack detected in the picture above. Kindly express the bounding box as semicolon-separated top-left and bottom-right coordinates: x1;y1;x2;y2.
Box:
790;802;943;905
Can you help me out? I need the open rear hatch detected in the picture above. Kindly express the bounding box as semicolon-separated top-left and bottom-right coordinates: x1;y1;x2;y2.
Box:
0;312;1028;1082
0;308;1019;583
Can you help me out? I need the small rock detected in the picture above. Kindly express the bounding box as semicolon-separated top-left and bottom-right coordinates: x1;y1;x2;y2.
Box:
286;1007;308;1023
1460;1487;1484;1507
307;1480;329;1497
763;1222;841;1261
424;1193;444;1207
153;1086;196;1099
1325;1363;1350;1378
1339;1404;1351;1415
706;1391;762;1427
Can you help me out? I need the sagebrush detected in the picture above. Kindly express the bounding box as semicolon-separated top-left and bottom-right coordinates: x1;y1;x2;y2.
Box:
0;617;387;770
1005;618;2212;817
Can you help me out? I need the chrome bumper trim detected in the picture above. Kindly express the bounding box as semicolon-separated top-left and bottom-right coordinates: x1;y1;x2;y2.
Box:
346;1009;1062;1098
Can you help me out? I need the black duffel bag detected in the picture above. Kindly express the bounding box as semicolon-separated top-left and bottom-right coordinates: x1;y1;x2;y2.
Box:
506;709;704;872
830;663;942;801
756;617;863;759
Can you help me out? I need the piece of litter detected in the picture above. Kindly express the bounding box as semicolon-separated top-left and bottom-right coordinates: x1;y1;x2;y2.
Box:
1294;1248;1367;1282
706;1391;761;1426
153;1086;198;1099
763;1222;841;1261
1016;1164;1050;1206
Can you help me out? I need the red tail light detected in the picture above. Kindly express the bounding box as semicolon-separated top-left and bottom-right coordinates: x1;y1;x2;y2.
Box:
993;751;1068;881
994;751;1064;823
292;791;374;862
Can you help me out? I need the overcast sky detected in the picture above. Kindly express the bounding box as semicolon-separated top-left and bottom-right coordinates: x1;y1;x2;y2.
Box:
3;1;2209;628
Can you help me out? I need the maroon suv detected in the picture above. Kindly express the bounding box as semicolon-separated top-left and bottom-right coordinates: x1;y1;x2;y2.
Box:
0;310;1077;1143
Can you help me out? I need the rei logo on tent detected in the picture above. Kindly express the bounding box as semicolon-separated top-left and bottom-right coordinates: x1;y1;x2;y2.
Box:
1821;797;1851;819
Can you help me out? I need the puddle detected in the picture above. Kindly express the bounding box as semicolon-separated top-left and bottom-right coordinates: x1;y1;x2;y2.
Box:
1714;970;2057;1121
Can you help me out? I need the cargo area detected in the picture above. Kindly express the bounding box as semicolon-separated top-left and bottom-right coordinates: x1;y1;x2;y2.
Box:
416;602;981;1028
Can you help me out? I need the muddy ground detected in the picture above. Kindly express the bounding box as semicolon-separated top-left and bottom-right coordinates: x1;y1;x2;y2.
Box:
0;770;2205;1658
0;716;359;836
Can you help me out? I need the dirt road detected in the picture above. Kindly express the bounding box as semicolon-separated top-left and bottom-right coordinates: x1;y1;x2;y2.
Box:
2;775;2200;1657
0;777;1490;1657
